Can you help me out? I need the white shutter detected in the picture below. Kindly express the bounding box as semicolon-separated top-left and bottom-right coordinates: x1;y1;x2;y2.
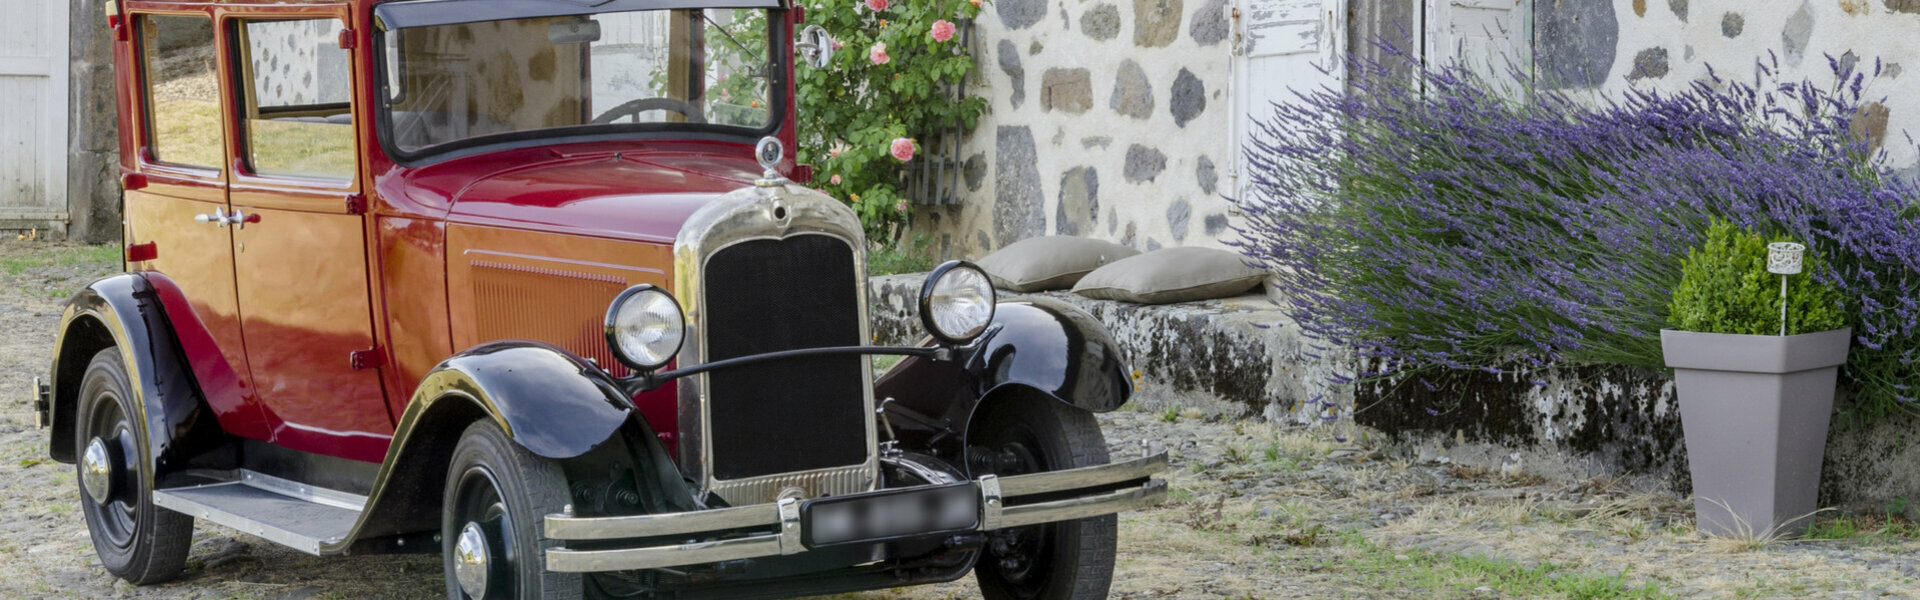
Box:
1231;0;1346;201
1425;0;1531;98
0;0;70;232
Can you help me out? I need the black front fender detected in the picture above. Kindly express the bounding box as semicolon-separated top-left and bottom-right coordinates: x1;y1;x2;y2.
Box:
876;297;1132;465
344;341;698;547
402;341;634;460
970;298;1132;412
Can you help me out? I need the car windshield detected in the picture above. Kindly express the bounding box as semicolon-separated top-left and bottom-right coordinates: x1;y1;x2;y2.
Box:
378;8;775;156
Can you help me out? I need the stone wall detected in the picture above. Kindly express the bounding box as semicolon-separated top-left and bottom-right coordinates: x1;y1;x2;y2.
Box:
913;0;1237;261
66;0;120;243
1539;0;1920;171
869;273;1920;513
912;0;1920;264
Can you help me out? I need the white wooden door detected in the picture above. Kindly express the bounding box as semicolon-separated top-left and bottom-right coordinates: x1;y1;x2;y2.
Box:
1425;0;1531;98
0;0;71;233
1230;0;1344;202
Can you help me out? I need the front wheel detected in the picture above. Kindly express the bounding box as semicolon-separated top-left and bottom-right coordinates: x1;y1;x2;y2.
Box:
969;396;1118;600
442;420;580;600
75;348;192;585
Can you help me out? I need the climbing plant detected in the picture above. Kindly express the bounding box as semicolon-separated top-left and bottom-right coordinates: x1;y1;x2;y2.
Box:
793;0;988;240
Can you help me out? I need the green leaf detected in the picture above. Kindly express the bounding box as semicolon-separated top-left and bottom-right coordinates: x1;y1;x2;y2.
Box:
1669;220;1849;336
795;15;986;240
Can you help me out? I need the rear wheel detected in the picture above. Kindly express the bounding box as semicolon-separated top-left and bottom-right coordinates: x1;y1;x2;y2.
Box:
443;420;580;600
970;397;1117;600
75;348;192;585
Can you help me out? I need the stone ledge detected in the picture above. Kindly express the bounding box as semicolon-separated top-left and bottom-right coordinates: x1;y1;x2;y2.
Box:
868;273;1920;512
871;273;1350;422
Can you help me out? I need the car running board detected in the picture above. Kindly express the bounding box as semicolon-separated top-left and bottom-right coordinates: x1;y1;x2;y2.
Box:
151;469;366;556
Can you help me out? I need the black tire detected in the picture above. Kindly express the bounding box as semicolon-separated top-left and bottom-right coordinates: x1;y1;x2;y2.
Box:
970;397;1117;600
75;348;192;585
443;420;580;600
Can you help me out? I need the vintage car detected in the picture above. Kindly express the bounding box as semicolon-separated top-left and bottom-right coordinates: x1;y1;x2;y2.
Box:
37;0;1167;598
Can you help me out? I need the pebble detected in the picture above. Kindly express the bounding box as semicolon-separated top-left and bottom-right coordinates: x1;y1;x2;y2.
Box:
281;585;330;600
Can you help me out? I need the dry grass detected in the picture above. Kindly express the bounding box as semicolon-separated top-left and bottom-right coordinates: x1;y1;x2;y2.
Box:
150;72;355;178
247;119;356;179
150;98;227;168
1369;483;1919;598
4;244;1914;599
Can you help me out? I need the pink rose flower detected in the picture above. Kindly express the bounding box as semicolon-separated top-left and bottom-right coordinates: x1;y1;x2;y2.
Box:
930;19;956;42
832;39;844;51
969;0;981;6
869;41;890;65
894;199;909;212
830;174;842;185
865;0;887;11
889;137;915;162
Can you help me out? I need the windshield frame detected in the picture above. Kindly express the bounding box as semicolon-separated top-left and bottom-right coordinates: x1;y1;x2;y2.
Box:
370;5;788;166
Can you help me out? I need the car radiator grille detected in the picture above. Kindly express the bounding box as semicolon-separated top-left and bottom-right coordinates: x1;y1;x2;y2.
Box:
701;234;867;481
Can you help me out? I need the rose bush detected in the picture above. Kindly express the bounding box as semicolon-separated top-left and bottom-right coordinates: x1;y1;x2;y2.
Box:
795;0;988;240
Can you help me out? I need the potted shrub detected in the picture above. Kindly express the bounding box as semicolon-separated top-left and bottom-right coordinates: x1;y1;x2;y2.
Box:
1662;221;1850;538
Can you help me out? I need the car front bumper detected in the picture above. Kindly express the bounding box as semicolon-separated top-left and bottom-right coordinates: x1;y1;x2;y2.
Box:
543;452;1169;573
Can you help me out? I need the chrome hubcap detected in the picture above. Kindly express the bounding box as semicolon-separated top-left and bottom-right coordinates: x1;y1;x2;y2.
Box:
81;438;114;506
454;521;490;598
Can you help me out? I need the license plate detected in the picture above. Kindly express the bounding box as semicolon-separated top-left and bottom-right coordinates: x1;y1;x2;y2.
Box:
801;482;980;547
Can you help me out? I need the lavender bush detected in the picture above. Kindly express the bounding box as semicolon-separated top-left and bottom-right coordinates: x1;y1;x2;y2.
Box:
1234;48;1920;417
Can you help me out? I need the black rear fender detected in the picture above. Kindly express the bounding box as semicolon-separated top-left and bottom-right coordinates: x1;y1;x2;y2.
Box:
46;274;229;483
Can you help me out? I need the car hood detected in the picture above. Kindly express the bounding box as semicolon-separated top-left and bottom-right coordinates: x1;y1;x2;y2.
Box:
441;147;763;244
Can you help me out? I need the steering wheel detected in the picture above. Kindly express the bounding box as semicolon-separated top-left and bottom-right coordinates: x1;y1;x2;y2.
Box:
592;98;707;124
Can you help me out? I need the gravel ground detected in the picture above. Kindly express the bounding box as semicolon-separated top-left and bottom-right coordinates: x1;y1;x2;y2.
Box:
2;241;1917;599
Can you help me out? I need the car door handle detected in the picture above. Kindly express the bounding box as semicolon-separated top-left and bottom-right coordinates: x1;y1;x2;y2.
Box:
230;209;259;229
192;208;259;228
194;208;232;227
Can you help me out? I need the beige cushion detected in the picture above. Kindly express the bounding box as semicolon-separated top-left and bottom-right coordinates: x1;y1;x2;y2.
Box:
976;236;1140;292
1071;247;1266;304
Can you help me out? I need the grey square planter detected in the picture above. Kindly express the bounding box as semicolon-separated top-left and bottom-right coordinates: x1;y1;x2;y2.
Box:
1661;328;1850;538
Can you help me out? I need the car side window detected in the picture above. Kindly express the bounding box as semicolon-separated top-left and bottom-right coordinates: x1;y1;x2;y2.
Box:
139;15;223;169
236;19;355;180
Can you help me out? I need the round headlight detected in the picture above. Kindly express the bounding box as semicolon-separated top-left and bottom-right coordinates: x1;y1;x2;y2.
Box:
919;261;996;344
604;285;686;371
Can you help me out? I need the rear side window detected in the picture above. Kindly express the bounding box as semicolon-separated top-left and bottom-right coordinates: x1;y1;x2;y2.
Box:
236;19;355;180
139;15;223;169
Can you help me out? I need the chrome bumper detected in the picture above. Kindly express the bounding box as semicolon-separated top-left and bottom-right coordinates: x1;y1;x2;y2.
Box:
544;452;1169;573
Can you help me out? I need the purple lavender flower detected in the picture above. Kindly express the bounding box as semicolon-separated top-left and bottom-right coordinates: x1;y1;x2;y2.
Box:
1235;41;1920;417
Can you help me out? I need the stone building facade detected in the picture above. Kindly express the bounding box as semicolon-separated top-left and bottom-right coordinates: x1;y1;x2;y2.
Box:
56;1;1920;245
919;0;1240;259
67;0;119;242
915;0;1920;261
1537;0;1920;170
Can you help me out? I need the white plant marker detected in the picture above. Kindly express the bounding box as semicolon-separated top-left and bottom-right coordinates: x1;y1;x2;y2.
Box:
1766;242;1805;336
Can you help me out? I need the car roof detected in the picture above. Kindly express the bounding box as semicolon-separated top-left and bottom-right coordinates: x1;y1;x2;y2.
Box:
121;0;779;10
120;0;353;7
120;0;785;26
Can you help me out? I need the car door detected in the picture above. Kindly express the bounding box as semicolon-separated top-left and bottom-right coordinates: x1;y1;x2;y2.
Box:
225;12;392;463
122;11;271;442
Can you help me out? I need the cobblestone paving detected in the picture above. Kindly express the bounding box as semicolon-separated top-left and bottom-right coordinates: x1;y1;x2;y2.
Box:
2;242;1915;599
